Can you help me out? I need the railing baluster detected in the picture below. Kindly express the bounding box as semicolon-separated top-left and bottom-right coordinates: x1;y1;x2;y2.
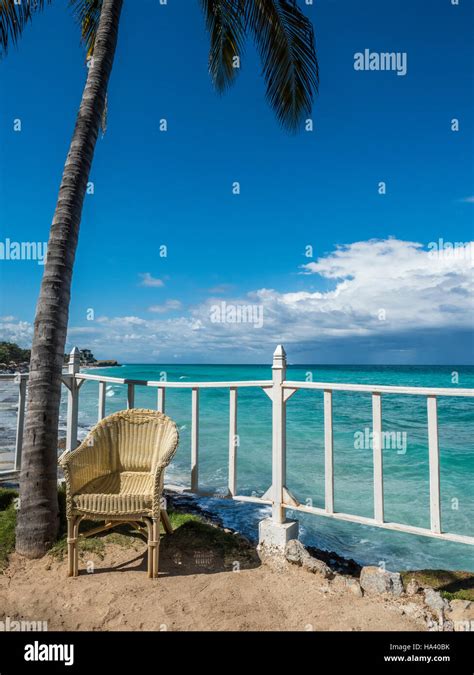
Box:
324;389;334;513
372;392;384;523
14;376;27;471
98;381;106;422
66;347;80;452
271;346;286;523
191;388;199;491
427;395;441;534
127;383;135;409
157;387;166;413
228;387;238;496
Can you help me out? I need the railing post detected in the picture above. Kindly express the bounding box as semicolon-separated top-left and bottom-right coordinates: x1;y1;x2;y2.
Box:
127;383;135;409
228;387;238;496
66;347;80;452
324;390;334;514
98;381;106;422
372;392;384;524
191;387;199;491
427;395;441;534
258;345;299;552
14;375;27;471
157;387;166;413
271;344;286;524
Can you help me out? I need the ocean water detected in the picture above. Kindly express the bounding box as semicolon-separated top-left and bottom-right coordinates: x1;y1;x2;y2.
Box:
1;363;473;572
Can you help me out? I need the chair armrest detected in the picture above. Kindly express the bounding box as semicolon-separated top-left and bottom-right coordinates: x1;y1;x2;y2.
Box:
151;428;179;516
59;432;113;496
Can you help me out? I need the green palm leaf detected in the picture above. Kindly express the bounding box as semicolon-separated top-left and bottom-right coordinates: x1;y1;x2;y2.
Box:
247;0;319;131
201;0;246;92
69;0;102;57
0;0;51;57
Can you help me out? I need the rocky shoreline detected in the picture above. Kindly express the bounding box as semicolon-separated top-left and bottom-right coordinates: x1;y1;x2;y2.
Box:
0;360;120;376
0;361;29;375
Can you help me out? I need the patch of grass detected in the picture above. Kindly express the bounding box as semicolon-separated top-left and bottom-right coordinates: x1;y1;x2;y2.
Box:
106;531;141;548
0;504;16;570
167;509;200;530
47;506;203;561
49;535;106;562
161;517;259;571
0;487;18;510
169;518;252;557
0;487;249;572
57;483;67;536
401;569;474;602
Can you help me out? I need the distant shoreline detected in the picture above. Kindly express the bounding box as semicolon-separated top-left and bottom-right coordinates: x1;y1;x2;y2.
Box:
0;360;121;375
81;360;121;369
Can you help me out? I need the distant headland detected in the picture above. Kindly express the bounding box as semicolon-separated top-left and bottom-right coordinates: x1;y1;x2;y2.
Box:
73;348;120;368
0;342;119;374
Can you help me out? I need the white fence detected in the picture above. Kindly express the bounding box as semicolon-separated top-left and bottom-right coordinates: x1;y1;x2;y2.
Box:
1;345;473;547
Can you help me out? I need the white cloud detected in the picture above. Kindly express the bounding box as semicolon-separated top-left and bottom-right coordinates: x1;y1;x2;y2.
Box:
293;237;474;332
2;239;472;362
148;300;183;313
139;272;164;288
207;284;234;294
0;318;33;346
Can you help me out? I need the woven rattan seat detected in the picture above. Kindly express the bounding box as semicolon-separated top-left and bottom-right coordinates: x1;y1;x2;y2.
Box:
59;408;179;578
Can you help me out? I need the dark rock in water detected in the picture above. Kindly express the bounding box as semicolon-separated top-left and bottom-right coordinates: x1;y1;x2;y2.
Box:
306;544;361;577
0;361;29;374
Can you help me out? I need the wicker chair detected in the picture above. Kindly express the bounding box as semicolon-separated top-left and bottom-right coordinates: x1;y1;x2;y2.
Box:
58;408;179;578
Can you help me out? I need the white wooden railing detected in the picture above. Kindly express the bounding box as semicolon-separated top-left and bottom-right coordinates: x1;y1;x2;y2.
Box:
1;345;473;548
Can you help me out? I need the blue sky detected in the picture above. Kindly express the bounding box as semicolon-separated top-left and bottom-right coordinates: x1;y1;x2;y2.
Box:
0;0;473;363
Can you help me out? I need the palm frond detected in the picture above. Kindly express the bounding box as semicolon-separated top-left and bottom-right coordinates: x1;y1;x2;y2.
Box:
0;0;51;58
247;0;318;131
69;0;102;57
201;0;246;92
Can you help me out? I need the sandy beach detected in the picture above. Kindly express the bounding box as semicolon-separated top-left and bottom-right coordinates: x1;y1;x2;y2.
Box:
0;533;426;632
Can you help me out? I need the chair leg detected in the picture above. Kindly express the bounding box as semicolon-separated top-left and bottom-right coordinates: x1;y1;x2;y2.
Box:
145;517;160;579
152;518;160;578
67;516;81;578
72;516;82;577
67;517;75;578
160;509;173;535
145;518;153;578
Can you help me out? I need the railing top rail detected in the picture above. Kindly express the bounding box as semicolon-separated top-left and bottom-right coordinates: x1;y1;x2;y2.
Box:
75;373;273;388
2;371;473;397
283;380;474;397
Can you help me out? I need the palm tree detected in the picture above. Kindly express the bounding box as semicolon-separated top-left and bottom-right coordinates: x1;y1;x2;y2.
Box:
2;0;318;558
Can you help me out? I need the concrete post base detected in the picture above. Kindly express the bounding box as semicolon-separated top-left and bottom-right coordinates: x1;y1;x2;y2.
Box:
258;517;299;552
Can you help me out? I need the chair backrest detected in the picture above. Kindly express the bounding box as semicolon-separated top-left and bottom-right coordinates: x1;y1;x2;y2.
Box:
98;408;179;473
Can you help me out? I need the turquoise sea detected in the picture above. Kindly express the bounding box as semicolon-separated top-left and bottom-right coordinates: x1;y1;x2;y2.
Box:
1;363;473;572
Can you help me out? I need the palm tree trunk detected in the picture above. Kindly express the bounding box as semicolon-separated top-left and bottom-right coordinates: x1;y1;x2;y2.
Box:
16;0;123;558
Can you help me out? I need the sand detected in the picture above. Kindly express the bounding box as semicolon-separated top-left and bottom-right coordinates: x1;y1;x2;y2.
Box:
0;534;427;632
